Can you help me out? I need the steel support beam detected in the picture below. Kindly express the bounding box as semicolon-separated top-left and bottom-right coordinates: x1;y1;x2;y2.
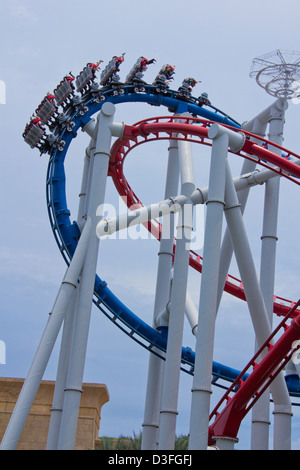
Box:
188;124;244;450
56;103;117;450
141;139;179;450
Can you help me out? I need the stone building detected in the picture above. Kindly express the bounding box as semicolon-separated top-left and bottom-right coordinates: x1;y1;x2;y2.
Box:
0;377;109;450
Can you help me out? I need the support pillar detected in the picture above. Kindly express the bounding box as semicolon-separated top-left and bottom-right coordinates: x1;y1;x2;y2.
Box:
188;124;244;450
158;139;195;450
47;136;97;450
77;139;94;230
141;139;179;450
223;158;292;449
56;102;117;450
213;436;238;450
46;288;78;449
251;99;291;450
216;115;268;309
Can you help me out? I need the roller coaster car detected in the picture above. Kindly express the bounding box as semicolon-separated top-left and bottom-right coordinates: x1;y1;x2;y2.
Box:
23;117;46;149
35;93;58;125
176;77;199;102
54;74;75;106
154;64;175;83
153;64;175;93
100;54;125;88
197;92;211;107
76;61;102;93
125;56;156;88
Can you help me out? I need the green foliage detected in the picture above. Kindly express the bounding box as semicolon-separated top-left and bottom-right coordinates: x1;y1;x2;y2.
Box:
97;431;189;450
174;434;189;450
129;430;142;450
115;434;130;450
99;436;114;450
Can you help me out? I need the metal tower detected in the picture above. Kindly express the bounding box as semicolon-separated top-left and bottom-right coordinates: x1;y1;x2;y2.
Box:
250;49;300;99
248;49;300;450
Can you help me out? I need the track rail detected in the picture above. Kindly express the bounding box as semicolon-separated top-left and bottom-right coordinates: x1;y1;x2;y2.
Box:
208;300;300;445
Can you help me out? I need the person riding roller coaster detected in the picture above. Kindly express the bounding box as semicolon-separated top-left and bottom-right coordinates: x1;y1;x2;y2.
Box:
125;56;156;84
100;54;126;87
197;92;211;107
31;116;44;129
35;92;56;114
87;60;103;78
140;57;156;71
22;115;45;144
114;53;125;71
176;77;200;102
163;64;175;80
61;72;76;91
45;92;56;104
179;77;199;94
153;64;176;88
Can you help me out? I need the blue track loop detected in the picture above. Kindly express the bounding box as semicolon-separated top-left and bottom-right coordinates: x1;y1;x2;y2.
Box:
46;84;300;398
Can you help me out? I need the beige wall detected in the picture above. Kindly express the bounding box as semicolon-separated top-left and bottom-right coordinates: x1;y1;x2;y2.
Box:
0;377;109;450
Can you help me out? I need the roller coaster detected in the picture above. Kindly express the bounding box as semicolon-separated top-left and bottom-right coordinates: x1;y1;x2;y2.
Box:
1;52;300;450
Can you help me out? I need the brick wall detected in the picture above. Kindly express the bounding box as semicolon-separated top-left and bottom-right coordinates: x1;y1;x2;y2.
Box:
0;377;109;450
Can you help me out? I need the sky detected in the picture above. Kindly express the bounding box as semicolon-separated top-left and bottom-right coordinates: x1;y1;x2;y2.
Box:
0;0;300;450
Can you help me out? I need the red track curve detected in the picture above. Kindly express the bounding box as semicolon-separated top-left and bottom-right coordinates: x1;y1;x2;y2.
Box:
208;299;300;445
108;115;300;317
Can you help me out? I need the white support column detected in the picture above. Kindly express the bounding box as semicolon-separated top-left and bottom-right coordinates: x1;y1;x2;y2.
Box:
141;140;179;450
47;136;97;450
185;290;199;336
251;99;289;450
57;102;117;450
223;158;292;450
0;217;92;450
81;119;97;222
263;100;291;451
76;140;94;230
216;115;268;310
46;288;78;449
213;436;238;450
188;124;244;450
158;139;195;450
96;195;186;238
242;98;286;133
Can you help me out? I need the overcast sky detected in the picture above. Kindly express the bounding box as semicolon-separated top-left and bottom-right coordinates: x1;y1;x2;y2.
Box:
0;0;299;450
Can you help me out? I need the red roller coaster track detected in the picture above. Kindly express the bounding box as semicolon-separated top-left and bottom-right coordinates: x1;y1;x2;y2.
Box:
208;299;300;445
